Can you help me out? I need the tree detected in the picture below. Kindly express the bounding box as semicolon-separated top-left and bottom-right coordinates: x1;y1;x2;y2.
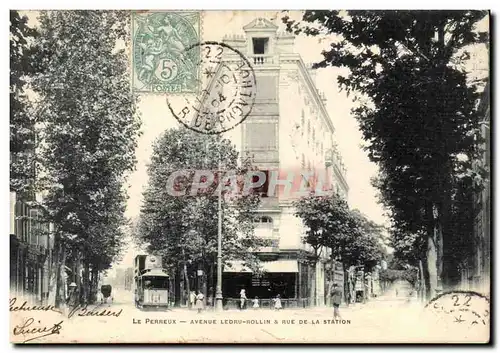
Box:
10;10;39;197
347;209;387;271
137;127;266;305
379;268;418;288
284;10;489;299
32;11;141;307
294;193;385;304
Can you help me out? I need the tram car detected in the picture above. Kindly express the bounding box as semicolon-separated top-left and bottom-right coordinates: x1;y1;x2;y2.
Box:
134;255;170;310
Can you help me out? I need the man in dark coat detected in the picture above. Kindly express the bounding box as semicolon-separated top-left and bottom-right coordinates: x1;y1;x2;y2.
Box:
331;283;343;319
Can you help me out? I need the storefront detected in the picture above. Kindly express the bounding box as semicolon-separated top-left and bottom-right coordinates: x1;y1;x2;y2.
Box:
223;260;299;307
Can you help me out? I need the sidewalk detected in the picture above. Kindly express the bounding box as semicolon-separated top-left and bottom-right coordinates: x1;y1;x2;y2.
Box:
167;303;367;315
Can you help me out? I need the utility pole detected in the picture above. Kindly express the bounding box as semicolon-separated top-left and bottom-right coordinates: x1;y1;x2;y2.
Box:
215;151;223;311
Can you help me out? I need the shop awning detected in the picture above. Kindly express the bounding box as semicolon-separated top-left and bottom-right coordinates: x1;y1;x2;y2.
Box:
224;260;298;273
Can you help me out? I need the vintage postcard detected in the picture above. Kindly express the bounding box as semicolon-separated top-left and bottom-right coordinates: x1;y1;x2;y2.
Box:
9;10;490;344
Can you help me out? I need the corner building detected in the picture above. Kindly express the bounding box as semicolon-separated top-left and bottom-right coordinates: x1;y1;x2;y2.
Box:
220;18;349;308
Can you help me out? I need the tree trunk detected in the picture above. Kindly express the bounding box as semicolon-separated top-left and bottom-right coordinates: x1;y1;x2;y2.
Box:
175;266;182;307
56;241;67;309
342;262;349;306
209;259;215;303
89;264;98;304
75;250;82;304
202;265;208;306
426;233;438;299
312;248;320;307
48;234;60;307
82;261;90;304
182;249;190;307
425;202;442;300
309;262;316;307
434;207;444;292
419;259;426;302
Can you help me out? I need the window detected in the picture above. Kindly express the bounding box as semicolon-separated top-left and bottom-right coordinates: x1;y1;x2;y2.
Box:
252;38;269;55
251;170;271;197
143;276;169;289
29;209;39;246
254;216;273;225
254;216;274;239
16;203;30;243
245;123;277;150
255;76;277;100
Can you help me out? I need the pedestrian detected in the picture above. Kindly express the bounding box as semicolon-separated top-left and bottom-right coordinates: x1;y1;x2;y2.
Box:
331;284;342;319
189;290;196;309
273;294;282;310
207;287;214;309
252;296;259;309
195;291;205;314
239;289;247;310
66;282;78;307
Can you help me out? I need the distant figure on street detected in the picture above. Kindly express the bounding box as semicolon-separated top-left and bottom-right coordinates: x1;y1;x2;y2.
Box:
273;294;282;310
195;291;205;313
331;284;343;319
239;289;247;310
252;296;259;309
189;290;196;309
66;282;78;307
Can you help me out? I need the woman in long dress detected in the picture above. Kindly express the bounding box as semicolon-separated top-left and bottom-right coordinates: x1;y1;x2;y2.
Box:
274;294;282;310
239;289;247;310
195;291;205;313
252;296;259;309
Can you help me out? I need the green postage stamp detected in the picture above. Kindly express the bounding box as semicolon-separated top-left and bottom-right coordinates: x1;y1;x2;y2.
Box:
132;11;200;93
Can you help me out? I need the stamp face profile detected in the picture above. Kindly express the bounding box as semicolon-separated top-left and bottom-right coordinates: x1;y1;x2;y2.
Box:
133;11;200;93
167;41;257;135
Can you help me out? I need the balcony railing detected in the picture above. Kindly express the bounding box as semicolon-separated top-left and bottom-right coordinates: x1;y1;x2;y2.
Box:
249;55;275;66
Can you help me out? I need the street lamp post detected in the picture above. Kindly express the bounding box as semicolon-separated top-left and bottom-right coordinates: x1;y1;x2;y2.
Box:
215;155;223;311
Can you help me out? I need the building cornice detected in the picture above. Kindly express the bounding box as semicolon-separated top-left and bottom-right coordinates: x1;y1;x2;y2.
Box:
279;53;335;135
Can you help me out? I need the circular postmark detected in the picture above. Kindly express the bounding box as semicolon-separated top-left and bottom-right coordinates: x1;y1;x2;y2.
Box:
166;41;257;134
423;290;490;328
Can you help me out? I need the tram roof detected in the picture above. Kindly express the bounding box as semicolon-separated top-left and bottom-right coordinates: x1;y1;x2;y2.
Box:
138;268;169;278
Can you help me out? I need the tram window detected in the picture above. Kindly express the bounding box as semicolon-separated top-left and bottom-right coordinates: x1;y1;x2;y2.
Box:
143;276;169;289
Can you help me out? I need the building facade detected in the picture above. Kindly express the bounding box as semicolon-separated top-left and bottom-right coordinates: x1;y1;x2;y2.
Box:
10;191;53;304
221;18;349;307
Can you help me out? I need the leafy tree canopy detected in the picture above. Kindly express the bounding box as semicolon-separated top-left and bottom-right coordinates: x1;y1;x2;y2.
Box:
284;11;489;280
137;127;266;274
294;193;386;270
